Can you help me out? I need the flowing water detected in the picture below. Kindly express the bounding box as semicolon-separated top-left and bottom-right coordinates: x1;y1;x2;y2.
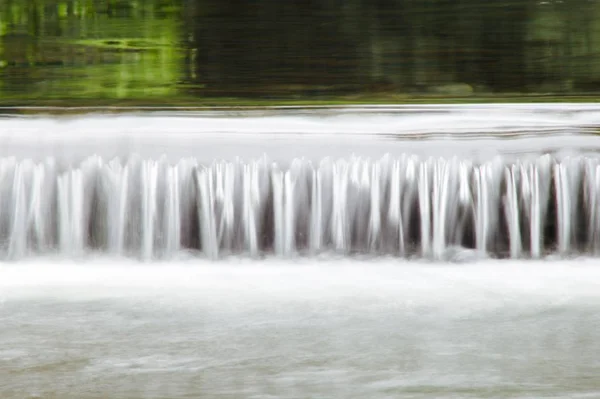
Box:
3;151;600;260
2;105;600;398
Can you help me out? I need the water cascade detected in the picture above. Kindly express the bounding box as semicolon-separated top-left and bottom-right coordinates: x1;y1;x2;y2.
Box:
0;153;598;260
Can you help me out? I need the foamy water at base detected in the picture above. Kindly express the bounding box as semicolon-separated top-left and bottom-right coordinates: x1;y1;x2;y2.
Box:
1;259;599;398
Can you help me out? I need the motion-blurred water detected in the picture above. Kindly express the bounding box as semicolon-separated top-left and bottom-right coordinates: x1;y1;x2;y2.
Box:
2;105;600;398
1;259;600;399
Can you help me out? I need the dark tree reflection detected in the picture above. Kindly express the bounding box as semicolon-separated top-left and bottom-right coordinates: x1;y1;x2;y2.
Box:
1;0;600;100
188;0;600;96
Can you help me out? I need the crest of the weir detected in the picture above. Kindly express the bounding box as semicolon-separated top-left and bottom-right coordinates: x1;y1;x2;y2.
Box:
0;154;597;260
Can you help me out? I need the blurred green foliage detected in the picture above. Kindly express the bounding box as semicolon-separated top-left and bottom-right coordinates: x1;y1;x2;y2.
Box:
1;0;600;104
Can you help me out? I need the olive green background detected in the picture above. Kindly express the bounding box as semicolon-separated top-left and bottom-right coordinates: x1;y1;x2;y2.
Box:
1;0;599;104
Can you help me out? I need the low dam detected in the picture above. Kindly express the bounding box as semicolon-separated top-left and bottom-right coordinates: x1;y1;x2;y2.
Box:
2;104;600;399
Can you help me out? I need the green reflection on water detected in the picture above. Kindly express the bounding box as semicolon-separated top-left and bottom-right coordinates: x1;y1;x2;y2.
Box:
1;0;600;105
0;0;182;101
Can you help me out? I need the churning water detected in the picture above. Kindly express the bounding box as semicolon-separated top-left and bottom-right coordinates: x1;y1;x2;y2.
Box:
2;105;600;398
2;259;600;399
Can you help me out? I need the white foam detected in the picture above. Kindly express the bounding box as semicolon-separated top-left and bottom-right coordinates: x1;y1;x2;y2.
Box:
2;258;599;313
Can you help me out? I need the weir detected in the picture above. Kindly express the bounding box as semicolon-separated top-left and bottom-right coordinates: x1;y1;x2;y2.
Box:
0;153;597;260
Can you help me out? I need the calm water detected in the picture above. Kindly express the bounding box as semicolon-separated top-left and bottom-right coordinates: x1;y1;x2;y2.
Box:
2;0;600;100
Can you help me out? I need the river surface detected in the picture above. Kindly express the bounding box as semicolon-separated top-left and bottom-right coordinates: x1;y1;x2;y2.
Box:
1;259;600;399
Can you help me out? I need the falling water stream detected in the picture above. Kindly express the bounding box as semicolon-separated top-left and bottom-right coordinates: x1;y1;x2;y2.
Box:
1;153;599;260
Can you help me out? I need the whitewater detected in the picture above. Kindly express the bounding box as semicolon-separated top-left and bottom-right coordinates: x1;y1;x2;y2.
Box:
1;104;600;398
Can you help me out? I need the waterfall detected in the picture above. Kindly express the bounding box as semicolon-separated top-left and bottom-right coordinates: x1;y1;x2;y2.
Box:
0;153;597;260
